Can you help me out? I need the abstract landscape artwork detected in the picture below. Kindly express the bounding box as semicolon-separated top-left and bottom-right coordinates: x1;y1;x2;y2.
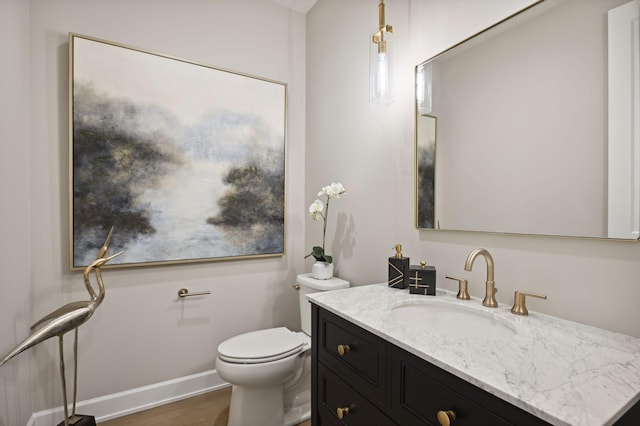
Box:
69;33;286;269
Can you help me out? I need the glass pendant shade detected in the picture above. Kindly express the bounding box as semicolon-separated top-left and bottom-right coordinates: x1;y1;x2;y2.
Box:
370;29;394;105
416;62;432;114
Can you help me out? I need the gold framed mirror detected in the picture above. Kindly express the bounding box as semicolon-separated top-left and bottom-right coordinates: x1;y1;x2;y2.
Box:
415;0;640;240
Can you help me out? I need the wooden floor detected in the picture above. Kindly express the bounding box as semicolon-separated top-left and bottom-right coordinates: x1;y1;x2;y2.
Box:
98;387;312;426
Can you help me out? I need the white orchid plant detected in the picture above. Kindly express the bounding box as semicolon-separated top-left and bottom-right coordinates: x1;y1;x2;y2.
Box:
305;182;346;264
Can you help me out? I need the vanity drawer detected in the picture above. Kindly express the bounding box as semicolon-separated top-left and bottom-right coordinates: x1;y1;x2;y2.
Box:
391;347;549;425
317;362;396;426
317;307;390;408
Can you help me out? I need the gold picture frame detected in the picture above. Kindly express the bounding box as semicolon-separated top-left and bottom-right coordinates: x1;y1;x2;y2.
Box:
69;33;287;269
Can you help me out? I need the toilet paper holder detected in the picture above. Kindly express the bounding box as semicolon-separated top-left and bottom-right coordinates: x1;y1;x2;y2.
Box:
178;288;211;298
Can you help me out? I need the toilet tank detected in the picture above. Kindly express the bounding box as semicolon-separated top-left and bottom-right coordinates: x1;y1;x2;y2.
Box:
297;274;350;335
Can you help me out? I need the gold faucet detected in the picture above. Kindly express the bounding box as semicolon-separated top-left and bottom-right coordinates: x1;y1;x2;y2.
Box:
464;248;498;307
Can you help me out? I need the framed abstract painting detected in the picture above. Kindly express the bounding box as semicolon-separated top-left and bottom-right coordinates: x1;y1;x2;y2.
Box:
69;33;287;269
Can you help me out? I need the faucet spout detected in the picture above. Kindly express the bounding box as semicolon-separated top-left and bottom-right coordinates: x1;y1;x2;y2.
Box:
464;248;498;307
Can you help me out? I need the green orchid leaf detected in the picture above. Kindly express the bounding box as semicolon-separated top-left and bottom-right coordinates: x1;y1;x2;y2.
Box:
312;246;325;258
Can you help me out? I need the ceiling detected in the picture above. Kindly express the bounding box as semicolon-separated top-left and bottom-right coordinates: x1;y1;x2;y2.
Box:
268;0;318;14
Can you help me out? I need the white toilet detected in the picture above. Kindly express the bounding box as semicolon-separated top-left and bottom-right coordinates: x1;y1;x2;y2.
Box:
216;273;350;426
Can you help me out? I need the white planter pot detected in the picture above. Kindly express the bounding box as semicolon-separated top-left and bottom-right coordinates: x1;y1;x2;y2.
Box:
311;261;334;280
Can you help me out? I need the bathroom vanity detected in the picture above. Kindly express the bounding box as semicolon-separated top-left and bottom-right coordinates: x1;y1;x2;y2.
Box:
308;284;640;425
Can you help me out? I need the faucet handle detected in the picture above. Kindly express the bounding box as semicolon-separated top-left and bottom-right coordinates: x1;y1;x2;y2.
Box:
445;276;470;300
511;290;547;316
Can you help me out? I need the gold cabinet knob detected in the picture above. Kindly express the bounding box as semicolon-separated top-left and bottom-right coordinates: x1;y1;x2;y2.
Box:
336;406;350;419
337;344;350;356
437;410;457;426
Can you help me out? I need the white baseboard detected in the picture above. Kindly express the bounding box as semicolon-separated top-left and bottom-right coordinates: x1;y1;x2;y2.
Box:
27;370;229;426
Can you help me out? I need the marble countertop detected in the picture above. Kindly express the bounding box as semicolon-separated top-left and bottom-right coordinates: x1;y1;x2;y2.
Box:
307;283;640;426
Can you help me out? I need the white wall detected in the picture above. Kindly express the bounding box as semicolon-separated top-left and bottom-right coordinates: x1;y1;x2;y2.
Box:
306;0;640;340
0;2;34;425
0;0;307;418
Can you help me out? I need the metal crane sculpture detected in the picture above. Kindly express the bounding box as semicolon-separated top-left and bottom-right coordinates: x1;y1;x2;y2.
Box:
0;227;123;426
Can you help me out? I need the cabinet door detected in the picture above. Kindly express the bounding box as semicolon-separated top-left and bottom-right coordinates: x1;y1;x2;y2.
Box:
317;307;390;408
317;362;396;426
391;347;549;426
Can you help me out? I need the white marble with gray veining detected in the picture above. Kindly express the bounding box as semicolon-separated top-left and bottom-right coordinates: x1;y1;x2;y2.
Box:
307;283;640;426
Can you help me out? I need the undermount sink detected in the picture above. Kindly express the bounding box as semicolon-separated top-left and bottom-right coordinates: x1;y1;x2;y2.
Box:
392;301;517;341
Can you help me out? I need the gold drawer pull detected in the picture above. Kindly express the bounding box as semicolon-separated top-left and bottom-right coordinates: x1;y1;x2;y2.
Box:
336;406;351;419
437;410;457;425
337;344;351;356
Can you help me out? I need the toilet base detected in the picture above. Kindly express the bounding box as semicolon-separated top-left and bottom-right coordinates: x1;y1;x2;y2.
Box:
226;382;311;426
284;396;310;426
283;358;311;426
228;384;285;426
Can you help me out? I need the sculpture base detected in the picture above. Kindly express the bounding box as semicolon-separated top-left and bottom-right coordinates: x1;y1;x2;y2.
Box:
56;414;96;426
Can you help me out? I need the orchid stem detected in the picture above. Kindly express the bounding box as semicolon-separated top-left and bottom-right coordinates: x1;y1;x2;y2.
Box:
322;197;329;256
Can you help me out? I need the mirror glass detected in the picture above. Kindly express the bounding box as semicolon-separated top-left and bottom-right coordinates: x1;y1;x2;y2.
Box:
415;0;639;240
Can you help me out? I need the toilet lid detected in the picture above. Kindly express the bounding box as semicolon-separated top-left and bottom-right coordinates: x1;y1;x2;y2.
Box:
217;327;305;364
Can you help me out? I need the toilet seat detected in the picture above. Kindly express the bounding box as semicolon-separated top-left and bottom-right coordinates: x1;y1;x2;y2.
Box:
218;327;306;364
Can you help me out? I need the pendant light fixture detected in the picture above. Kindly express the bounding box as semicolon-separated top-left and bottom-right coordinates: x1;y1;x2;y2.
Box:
416;61;433;115
370;0;393;105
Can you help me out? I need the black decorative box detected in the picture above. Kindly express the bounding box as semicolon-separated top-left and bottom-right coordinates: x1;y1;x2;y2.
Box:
388;244;410;289
409;262;436;296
